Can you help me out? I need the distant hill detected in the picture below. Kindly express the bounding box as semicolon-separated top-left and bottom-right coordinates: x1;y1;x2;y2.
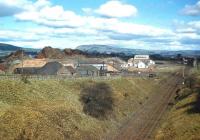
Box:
77;44;200;57
0;43;21;51
0;43;40;57
77;45;152;55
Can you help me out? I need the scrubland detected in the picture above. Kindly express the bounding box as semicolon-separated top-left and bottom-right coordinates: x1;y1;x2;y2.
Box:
0;77;162;140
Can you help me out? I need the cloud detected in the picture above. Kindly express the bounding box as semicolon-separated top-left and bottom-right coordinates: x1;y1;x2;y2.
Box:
0;29;41;42
95;0;137;18
174;20;200;35
1;0;200;50
82;8;93;14
15;3;86;28
173;20;200;48
0;0;26;17
181;1;200;16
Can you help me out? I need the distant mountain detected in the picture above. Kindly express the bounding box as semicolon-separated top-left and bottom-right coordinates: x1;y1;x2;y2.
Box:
76;44;200;57
0;43;21;51
77;45;153;55
0;43;40;57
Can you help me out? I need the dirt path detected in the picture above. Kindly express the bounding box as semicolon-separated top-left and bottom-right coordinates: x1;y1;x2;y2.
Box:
109;73;182;140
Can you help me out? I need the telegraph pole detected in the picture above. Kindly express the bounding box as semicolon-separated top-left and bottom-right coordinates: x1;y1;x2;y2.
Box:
182;65;185;85
21;49;24;75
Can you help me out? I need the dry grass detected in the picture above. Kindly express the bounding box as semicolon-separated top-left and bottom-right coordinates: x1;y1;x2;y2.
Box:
0;77;162;140
155;71;200;140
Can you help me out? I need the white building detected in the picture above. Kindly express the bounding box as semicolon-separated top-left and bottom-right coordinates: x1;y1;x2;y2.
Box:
137;61;147;69
123;55;155;69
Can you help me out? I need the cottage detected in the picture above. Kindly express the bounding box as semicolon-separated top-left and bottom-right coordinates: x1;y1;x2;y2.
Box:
76;65;99;76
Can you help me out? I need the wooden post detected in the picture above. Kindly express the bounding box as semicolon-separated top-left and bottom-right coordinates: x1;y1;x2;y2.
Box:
182;66;185;85
21;49;24;75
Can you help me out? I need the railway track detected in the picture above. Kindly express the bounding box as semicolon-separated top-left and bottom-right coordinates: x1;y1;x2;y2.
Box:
110;72;183;140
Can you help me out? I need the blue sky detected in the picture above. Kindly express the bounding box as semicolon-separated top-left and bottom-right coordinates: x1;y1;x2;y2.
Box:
0;0;200;50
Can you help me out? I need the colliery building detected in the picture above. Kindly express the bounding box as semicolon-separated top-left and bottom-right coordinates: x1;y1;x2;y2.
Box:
123;55;155;69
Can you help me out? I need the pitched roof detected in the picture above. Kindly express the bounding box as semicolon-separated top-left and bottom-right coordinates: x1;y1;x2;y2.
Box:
37;61;62;75
76;65;99;71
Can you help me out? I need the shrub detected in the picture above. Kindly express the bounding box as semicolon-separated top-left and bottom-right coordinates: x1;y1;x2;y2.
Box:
80;82;114;119
21;75;30;84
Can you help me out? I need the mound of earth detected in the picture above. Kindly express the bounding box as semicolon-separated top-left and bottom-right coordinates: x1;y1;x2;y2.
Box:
5;50;29;62
36;46;65;59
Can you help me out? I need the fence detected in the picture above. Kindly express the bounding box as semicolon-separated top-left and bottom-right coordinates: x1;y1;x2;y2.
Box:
0;74;123;81
0;71;158;81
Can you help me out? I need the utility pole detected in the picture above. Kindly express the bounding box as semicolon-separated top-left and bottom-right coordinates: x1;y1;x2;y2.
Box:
182;66;185;85
21;49;24;75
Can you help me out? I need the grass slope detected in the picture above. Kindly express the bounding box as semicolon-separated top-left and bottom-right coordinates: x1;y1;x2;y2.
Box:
155;70;200;140
0;77;162;140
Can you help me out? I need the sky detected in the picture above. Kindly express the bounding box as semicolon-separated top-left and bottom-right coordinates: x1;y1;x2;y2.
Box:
0;0;200;50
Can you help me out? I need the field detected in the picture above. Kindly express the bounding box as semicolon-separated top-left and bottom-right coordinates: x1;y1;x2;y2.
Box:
155;69;200;140
0;76;164;140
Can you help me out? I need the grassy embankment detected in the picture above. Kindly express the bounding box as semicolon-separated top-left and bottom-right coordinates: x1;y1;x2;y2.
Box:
155;68;200;140
0;76;164;140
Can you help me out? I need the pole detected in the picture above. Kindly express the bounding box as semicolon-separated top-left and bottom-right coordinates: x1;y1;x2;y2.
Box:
21;49;24;75
182;66;185;85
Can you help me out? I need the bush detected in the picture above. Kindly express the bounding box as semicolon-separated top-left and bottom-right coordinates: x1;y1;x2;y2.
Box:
21;75;30;84
80;82;114;119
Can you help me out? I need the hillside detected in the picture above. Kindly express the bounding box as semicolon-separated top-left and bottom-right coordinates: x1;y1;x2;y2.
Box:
0;43;21;51
155;70;200;140
0;43;39;58
0;77;165;140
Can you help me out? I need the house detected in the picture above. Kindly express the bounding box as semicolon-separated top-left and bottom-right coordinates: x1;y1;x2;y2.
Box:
37;62;64;75
127;58;134;67
137;61;147;69
78;61;107;76
14;61;76;76
76;65;99;76
58;66;76;76
79;62;107;71
12;59;47;72
127;55;155;69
